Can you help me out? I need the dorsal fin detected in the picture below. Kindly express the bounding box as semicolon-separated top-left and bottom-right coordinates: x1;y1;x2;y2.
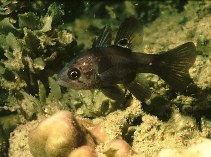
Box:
114;17;143;49
92;25;112;48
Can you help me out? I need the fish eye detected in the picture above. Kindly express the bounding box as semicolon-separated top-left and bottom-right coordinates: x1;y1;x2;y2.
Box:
118;38;129;47
67;68;81;80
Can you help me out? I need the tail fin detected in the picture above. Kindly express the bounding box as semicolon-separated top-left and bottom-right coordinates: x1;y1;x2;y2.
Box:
153;42;196;92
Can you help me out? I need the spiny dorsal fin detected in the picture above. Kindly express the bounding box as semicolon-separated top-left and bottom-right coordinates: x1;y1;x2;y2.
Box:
114;17;143;49
92;25;112;48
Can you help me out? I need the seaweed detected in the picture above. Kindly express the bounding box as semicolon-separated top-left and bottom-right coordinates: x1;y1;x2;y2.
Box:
0;125;8;157
0;3;77;152
0;1;74;112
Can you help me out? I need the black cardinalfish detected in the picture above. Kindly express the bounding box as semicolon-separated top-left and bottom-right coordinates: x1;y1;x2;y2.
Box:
57;17;196;103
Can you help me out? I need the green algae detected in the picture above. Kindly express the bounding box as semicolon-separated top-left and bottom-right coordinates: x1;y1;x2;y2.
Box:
0;1;74;155
0;1;73;114
0;125;8;157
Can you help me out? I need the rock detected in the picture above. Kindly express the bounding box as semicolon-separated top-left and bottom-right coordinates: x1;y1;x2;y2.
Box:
158;138;211;157
28;111;96;157
68;146;98;157
104;139;132;157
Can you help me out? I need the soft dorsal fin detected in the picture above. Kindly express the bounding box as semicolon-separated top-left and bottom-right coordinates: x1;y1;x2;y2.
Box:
92;25;112;48
114;17;143;49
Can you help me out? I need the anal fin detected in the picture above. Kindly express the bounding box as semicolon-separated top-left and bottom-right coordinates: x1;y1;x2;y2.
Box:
124;76;151;103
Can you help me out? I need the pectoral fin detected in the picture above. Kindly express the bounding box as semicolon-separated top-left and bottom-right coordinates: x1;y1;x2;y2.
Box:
98;65;136;85
100;85;125;102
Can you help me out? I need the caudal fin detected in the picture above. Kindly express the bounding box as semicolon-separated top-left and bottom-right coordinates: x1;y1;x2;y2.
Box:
153;42;196;92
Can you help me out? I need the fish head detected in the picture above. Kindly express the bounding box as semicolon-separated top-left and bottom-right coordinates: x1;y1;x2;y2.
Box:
57;51;100;89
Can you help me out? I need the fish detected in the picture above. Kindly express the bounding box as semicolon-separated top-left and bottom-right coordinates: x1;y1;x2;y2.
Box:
57;17;196;103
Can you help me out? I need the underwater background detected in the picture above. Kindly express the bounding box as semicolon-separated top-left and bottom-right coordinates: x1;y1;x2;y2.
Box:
0;0;211;157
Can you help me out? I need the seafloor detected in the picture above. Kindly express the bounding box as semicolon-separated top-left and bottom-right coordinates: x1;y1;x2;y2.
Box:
0;1;210;157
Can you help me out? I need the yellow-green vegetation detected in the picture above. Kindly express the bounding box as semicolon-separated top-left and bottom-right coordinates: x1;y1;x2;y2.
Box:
0;1;75;155
0;1;74;118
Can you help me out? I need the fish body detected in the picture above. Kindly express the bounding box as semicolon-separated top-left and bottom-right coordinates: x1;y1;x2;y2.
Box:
58;46;152;88
57;18;196;102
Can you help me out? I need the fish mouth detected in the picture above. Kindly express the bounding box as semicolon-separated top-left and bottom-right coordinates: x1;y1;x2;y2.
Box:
56;78;69;88
56;78;63;86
